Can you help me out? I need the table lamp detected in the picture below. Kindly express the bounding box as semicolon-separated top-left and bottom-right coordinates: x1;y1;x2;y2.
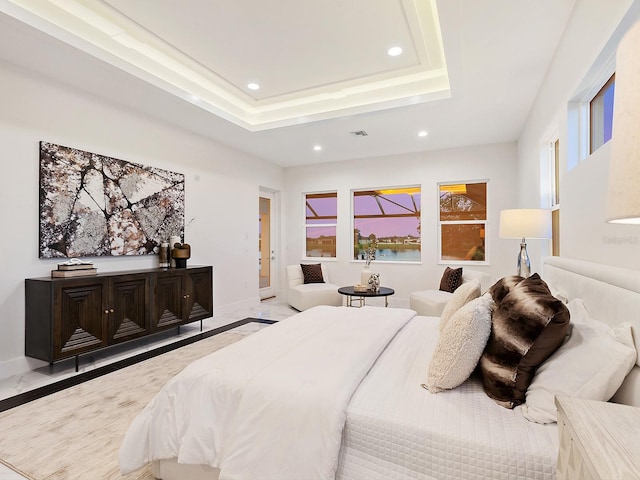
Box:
607;20;640;224
499;209;552;277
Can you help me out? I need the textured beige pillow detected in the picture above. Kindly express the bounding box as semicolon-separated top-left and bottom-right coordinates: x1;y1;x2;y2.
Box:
427;293;495;393
439;279;481;332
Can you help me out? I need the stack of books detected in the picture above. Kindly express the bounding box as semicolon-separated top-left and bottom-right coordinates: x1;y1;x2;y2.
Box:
51;259;98;278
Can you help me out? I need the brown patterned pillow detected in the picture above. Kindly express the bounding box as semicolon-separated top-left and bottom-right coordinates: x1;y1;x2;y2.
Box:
488;275;525;304
300;263;325;284
479;273;570;408
439;267;463;293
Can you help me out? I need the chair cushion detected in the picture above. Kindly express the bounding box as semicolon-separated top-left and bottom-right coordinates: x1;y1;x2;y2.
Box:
439;267;463;293
288;283;343;311
300;263;324;284
409;290;453;317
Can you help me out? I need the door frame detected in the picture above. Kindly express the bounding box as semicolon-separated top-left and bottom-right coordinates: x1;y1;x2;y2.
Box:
259;189;278;299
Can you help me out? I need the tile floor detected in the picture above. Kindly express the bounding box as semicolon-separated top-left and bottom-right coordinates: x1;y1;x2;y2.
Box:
0;297;298;479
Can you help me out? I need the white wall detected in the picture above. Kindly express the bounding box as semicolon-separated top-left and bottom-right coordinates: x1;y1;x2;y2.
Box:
0;61;284;376
283;143;520;306
517;0;640;270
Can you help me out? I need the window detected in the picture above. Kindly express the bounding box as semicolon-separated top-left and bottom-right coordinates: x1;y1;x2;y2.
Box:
590;73;615;154
305;192;337;258
439;182;487;263
551;138;560;207
550;138;560;256
352;186;421;262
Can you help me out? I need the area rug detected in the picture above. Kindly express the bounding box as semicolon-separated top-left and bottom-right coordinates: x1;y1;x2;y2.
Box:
0;331;247;480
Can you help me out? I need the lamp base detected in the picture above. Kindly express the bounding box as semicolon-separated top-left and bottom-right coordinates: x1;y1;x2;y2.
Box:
516;239;531;277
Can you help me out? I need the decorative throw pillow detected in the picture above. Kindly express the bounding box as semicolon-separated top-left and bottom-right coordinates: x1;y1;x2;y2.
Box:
488;275;525;304
519;299;636;424
478;273;570;408
427;293;495;393
439;267;463;293
439;279;481;332
300;263;324;284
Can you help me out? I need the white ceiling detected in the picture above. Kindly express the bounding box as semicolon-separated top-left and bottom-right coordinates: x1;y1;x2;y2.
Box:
0;0;576;167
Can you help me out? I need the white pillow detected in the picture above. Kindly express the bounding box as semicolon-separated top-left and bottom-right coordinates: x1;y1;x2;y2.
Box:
439;279;481;332
547;283;569;304
426;293;494;393
519;298;637;424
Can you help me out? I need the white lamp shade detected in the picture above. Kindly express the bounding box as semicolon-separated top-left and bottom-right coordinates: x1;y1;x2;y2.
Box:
607;20;640;224
499;209;552;239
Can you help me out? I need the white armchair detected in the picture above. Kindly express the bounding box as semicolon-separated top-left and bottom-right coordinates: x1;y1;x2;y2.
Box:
286;264;343;311
409;269;491;317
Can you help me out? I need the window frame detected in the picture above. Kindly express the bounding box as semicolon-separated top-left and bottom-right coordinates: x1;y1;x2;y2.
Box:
550;138;560;208
437;180;489;266
548;138;561;256
351;185;422;264
303;190;338;260
566;53;615;169
589;73;615;154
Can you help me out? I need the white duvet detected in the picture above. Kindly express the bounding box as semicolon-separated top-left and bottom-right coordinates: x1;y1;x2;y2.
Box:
119;305;415;480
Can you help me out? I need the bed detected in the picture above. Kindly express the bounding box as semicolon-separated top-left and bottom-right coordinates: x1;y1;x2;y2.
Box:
119;257;640;479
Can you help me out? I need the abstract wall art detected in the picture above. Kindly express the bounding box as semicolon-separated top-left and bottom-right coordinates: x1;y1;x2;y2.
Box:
39;142;185;258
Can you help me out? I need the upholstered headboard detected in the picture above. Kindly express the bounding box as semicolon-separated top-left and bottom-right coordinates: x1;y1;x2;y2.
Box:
542;256;640;406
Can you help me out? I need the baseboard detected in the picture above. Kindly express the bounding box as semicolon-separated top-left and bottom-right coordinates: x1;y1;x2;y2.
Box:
214;296;261;317
0;356;48;381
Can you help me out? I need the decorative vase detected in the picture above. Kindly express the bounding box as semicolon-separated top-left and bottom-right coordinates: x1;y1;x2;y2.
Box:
158;242;169;268
361;266;372;286
169;235;180;267
368;272;381;292
171;243;191;269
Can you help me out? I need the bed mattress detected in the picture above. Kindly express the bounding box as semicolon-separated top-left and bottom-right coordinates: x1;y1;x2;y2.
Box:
337;315;559;480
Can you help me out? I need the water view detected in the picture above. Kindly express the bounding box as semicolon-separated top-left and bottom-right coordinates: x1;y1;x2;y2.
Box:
355;247;421;262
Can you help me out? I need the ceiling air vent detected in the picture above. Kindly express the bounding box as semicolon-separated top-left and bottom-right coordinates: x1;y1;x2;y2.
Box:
349;130;369;137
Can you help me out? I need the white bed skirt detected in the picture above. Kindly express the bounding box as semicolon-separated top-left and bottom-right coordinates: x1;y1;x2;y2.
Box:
151;459;219;480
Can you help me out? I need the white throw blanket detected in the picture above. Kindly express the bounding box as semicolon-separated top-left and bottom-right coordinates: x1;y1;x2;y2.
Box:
119;305;415;480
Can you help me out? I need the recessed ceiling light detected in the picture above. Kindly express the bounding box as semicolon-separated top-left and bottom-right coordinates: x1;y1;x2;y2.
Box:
387;46;403;57
247;82;260;91
418;130;428;137
313;145;322;151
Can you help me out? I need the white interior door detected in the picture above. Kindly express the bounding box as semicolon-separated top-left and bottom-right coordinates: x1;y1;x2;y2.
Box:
259;191;276;299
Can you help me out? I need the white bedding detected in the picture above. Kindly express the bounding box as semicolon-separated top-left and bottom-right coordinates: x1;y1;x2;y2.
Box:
124;257;640;480
119;305;415;480
337;315;559;480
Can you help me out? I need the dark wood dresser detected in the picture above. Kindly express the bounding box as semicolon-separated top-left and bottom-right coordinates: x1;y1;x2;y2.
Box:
25;266;213;367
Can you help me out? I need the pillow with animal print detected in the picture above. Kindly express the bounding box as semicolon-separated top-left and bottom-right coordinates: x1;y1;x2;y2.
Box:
479;273;570;408
488;275;525;304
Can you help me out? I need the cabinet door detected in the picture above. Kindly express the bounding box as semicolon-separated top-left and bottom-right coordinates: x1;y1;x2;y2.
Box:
184;267;213;322
54;279;107;360
151;271;183;331
109;274;149;343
